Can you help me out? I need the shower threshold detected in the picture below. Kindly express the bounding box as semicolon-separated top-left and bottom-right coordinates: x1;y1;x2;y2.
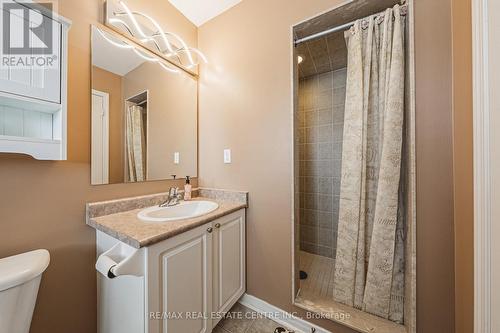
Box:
294;294;406;333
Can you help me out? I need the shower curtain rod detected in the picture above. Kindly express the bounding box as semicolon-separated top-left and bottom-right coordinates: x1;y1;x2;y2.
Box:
294;4;408;46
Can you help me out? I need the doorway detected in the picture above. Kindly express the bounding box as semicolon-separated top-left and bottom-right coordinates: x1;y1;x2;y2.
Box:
292;1;416;332
91;89;110;185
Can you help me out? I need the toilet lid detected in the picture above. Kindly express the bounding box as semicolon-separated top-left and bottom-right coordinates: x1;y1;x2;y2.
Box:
0;249;50;292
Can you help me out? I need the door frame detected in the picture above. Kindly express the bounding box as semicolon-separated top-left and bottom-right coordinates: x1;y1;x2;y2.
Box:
91;89;110;184
473;0;494;331
289;2;417;332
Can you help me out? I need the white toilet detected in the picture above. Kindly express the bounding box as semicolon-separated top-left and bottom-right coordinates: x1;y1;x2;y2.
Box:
0;249;50;333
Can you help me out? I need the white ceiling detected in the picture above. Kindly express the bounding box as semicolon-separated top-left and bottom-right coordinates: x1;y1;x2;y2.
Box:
92;30;146;76
168;0;242;27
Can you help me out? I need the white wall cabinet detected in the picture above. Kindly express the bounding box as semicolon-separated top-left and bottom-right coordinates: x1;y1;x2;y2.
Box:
96;209;246;333
0;7;62;103
0;2;71;160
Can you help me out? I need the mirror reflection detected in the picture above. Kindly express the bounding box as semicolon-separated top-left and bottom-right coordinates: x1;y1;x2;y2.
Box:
91;26;197;185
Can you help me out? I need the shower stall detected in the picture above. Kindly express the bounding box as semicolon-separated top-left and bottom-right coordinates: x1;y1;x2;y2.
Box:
292;1;416;332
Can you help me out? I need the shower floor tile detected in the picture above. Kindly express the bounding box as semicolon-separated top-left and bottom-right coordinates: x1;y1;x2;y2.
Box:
296;251;406;333
299;251;336;299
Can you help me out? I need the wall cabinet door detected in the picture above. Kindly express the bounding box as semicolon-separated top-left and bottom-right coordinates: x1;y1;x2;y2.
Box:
158;225;213;333
212;210;246;326
0;8;61;104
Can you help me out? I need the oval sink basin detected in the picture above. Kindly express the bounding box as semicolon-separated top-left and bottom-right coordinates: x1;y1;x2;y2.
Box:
137;201;219;223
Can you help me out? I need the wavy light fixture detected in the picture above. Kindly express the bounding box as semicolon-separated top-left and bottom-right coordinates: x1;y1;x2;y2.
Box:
108;0;207;70
96;27;133;49
96;27;180;73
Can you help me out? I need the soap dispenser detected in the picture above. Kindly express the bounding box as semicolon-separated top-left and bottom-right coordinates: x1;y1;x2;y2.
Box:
184;176;192;201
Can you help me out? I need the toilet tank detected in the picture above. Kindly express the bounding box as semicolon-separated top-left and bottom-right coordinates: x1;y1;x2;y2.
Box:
0;249;50;333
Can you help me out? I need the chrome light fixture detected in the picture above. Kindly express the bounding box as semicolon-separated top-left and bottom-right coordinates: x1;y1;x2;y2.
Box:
105;0;207;71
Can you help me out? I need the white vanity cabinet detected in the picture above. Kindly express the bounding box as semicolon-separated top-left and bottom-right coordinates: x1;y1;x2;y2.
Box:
211;211;246;327
147;222;213;333
0;2;71;160
96;208;246;333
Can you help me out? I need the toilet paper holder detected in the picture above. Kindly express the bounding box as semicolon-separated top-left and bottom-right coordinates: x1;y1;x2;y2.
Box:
96;243;144;279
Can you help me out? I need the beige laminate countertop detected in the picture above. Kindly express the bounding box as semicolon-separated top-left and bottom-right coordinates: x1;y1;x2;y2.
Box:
86;197;246;248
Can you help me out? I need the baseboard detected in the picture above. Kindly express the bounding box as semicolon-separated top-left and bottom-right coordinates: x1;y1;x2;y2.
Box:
238;293;331;333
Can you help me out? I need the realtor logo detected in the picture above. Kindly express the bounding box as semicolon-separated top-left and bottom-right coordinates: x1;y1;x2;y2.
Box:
1;1;57;68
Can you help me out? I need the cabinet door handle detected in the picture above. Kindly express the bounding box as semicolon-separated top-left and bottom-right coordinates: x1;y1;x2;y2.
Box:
215;223;221;229
207;227;213;233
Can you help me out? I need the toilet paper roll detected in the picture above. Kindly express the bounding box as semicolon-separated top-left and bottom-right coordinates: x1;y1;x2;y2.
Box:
95;255;117;278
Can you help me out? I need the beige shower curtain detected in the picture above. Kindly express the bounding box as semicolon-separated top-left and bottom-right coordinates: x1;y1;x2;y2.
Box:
332;5;406;323
126;104;146;182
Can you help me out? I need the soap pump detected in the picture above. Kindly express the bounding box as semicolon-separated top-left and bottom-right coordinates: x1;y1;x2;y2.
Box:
184;176;192;201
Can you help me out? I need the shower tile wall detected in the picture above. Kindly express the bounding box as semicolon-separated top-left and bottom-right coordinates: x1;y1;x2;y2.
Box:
298;68;346;259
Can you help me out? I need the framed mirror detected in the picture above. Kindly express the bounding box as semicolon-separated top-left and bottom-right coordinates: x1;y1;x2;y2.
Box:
90;26;197;185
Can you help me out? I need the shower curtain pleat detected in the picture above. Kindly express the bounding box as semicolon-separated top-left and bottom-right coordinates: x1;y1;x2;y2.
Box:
126;104;146;182
330;17;365;310
332;5;405;324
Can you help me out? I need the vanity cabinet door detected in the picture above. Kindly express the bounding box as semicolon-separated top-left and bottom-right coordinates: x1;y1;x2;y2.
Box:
159;225;213;333
212;209;246;326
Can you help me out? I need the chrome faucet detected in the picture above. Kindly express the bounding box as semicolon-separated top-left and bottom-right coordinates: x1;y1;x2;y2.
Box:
159;187;182;207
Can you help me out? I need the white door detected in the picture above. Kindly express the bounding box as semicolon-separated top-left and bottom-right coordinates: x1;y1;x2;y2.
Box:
212;210;246;327
159;225;213;333
91;90;109;185
484;0;500;332
474;0;500;332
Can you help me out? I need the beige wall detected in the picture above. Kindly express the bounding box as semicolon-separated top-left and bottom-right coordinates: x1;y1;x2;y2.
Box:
123;62;198;180
413;1;456;332
198;0;458;332
452;0;474;332
92;66;124;183
0;1;197;333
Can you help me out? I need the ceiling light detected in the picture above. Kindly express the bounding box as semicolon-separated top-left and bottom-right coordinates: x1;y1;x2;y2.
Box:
298;55;304;64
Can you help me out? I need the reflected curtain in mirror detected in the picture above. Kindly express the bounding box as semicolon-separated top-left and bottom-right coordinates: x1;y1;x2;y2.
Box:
125;104;146;182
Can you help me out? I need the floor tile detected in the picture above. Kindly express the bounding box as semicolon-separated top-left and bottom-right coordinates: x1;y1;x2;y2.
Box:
217;303;255;333
247;317;283;333
216;302;288;333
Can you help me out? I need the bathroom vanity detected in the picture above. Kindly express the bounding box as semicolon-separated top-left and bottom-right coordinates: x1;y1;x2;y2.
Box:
86;189;247;333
